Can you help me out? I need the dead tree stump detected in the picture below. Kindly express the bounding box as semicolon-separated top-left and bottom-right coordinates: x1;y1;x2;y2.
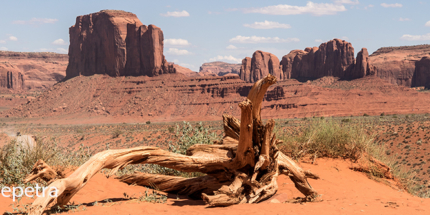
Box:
25;74;319;215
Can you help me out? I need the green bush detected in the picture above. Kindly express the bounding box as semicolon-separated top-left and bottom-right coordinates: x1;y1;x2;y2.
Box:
146;121;151;124
171;121;218;155
168;126;175;133
116;121;220;178
0;138;92;186
278;118;424;198
279;119;371;161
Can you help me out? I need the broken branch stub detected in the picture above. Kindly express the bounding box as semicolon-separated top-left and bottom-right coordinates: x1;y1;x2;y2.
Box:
25;74;320;215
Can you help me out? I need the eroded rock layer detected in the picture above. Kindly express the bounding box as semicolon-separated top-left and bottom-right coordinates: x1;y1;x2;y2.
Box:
3;73;430;122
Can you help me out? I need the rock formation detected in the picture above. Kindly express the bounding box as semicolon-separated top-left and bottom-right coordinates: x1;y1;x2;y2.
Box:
280;39;356;80
369;45;430;87
239;39;377;83
199;61;241;76
66;10;175;79
412;56;430;88
172;63;199;77
0;64;24;90
239;51;282;83
351;48;376;79
0;51;67;91
240;57;252;82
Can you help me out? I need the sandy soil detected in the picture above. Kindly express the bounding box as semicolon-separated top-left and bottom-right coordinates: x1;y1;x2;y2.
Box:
1;159;428;215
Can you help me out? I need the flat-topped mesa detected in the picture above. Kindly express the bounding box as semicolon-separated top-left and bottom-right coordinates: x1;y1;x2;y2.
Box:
66;10;175;79
239;51;282;83
199;61;241;76
368;45;430;87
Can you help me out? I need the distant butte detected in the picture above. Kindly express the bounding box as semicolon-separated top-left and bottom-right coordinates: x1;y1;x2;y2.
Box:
240;39;375;83
66;10;175;79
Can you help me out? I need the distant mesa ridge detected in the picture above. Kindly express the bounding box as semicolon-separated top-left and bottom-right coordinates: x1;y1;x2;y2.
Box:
240;39;375;83
199;61;241;77
65;10;175;79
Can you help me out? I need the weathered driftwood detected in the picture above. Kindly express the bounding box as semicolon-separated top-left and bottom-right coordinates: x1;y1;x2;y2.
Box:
25;74;319;215
24;160;61;184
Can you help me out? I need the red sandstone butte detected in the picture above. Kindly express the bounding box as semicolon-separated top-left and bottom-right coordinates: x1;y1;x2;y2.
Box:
66;10;175;79
280;39;356;80
240;51;282;83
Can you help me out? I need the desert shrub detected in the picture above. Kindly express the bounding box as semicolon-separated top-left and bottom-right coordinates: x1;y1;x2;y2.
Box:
341;118;351;123
146;121;151;124
392;114;398;118
380;113;385;116
0;138;92;186
116;121;220;178
168;126;175;133
279;119;372;161
111;128;123;138
363;113;369;117
278;118;425;198
170;121;219;155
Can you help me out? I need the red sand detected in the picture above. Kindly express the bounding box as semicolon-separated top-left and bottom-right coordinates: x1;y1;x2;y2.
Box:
2;159;429;215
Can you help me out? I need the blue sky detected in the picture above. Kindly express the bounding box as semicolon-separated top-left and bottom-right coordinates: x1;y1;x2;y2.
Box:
1;0;429;71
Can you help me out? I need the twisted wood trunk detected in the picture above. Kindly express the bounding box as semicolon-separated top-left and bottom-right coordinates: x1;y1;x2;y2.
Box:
25;74;319;215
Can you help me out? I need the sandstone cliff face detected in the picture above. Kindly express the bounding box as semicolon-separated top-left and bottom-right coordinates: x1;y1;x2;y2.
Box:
280;39;356;80
351;48;376;79
199;62;241;76
239;51;282;83
0;51;67;91
0;64;24;90
240;57;252;82
66;10;174;79
412;56;430;88
368;45;430;87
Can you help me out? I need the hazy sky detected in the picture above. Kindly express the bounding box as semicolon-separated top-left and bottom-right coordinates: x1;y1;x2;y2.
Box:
1;0;429;71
